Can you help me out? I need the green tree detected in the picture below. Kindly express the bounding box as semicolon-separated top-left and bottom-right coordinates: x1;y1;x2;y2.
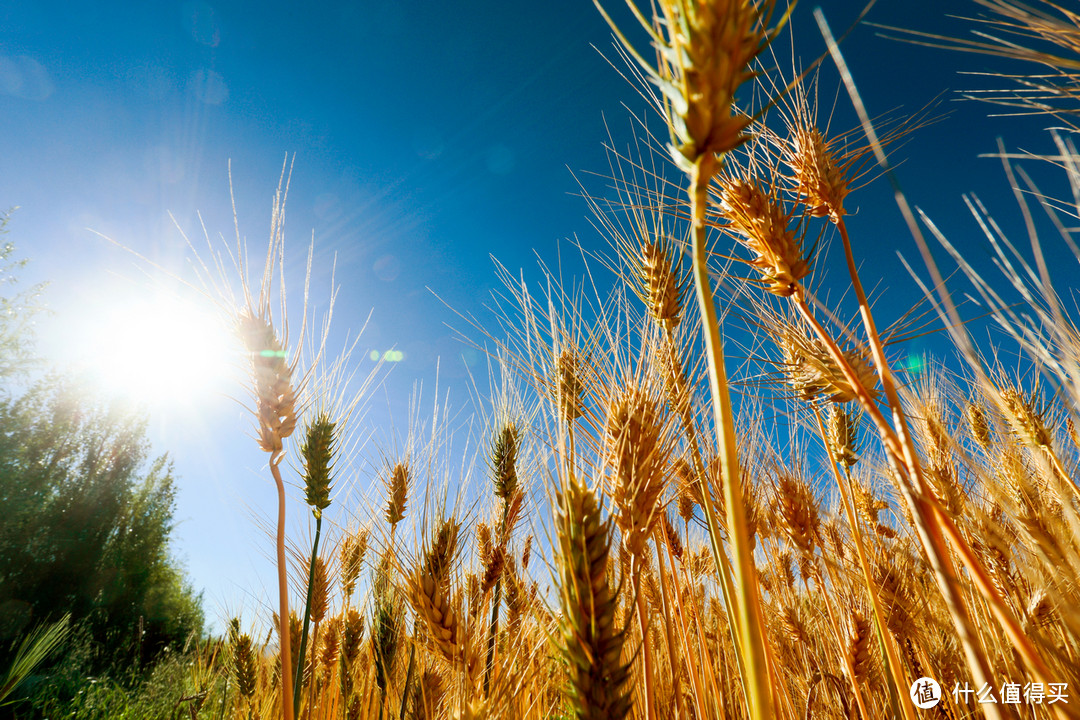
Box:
0;230;203;678
0;210;45;385
0;371;204;674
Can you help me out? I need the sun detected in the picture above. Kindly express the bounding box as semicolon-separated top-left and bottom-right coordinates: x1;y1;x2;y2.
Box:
80;291;235;408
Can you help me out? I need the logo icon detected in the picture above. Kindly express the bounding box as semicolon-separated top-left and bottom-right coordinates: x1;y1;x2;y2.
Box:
910;677;942;709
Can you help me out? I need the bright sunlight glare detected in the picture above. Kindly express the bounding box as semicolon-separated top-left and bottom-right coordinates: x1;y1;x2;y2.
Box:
79;293;236;407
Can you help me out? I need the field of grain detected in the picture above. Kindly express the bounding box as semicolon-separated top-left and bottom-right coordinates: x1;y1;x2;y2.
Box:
17;1;1080;719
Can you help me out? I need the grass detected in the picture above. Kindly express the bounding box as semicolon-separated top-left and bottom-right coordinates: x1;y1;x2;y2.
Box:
27;1;1080;718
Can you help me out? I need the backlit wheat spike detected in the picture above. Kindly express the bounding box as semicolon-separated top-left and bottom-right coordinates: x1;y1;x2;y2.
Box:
408;517;477;677
286;611;302;685
554;348;585;424
502;554;528;639
340;529;368;599
872;558;916;637
319;616;340;669
926;460;967;517
714;171;811;297
659;510;684;562
846;606;873;684
672;458;699;522
778;602;809;646
239;310;297;456
596;0;780;169
852;477;891;532
823;521;848;563
371;554;400;698
910;378;952;460
466;572;482;621
787;121;850;221
340;608;364;664
826;404;861;468
776;77;859;223
907;374;969;514
676;494;696;525
1000;384;1053;448
481;546;504;596
411;571;475;673
776;550;795;591
775;70;931;224
489;422;520;501
309;556;329;626
640;237;685;330
652;332;694;424
779;323;878;404
408;667;445;720
971;507;1015;599
499;487;525;546
455;697;488;720
688;546;713;579
476;522;492;572
606;386;670;557
554;474;632;720
967;401;993;449
339;607;364;717
423;517;461;583
300;413;335;514
616;227;688;332
231;629;258;700
386;461;410;529
605;382;669;720
1025;590;1055;630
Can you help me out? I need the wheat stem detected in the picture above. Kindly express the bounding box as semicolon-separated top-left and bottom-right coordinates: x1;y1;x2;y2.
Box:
630;556;655;720
688;152;773;719
1043;445;1080;506
399;644;416;720
650;528;689;720
483;509;507;697
658;530;710;720
270;458;295;720
294;513;323;717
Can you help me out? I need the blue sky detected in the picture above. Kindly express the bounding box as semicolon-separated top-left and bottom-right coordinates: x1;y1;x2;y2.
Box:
3;0;1074;629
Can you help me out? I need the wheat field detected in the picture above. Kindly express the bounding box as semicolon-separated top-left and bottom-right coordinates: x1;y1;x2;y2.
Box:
154;2;1080;719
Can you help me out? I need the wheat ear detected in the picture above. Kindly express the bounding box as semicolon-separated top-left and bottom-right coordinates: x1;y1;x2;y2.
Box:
483;422;521;696
294;413;336;717
555;473;632;720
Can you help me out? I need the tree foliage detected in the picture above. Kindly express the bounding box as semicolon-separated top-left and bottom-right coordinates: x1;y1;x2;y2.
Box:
0;381;204;666
0;211;45;385
0;229;203;681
